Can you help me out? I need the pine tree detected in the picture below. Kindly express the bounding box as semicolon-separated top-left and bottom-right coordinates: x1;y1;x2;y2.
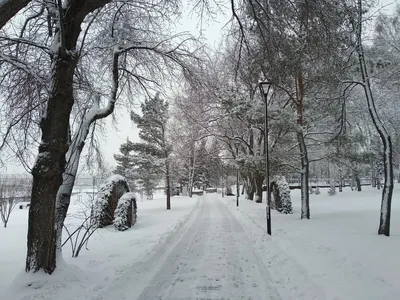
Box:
130;93;172;209
114;140;162;199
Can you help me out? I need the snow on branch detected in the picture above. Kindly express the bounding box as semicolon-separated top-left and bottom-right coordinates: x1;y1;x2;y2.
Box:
0;53;49;92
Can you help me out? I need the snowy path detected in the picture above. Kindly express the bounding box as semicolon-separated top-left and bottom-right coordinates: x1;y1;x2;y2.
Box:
137;195;281;300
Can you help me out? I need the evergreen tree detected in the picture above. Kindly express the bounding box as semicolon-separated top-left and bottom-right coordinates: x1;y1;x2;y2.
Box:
130;93;172;209
114;140;162;199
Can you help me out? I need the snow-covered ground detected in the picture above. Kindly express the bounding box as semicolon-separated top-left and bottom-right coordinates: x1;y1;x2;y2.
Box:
222;185;400;299
0;192;200;300
1;186;400;299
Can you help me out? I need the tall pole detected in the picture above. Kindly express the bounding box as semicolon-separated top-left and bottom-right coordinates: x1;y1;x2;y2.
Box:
221;162;224;198
260;82;272;235
236;144;239;207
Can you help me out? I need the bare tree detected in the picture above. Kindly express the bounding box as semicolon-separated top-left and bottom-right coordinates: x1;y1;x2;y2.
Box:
0;175;31;227
1;0;204;274
0;195;16;228
353;0;394;236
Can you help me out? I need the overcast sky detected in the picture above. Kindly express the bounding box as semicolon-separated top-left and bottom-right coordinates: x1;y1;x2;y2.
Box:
98;1;232;173
3;0;398;175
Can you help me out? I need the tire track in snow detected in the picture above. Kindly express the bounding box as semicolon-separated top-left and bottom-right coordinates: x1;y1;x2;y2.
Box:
137;195;282;300
221;199;327;300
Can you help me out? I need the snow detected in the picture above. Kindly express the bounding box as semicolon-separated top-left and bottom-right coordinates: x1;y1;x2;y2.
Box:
0;193;199;300
1;186;400;299
223;186;400;299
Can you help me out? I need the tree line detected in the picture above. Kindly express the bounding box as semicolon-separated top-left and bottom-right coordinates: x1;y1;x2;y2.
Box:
1;0;399;278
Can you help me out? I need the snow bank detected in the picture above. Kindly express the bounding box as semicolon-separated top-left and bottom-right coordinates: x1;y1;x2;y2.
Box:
222;186;400;299
0;194;200;300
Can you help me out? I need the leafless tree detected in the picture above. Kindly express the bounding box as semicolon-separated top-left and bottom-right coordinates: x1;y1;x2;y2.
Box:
1;0;205;274
0;175;31;227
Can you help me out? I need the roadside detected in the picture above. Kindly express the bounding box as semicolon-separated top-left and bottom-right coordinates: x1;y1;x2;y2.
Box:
1;194;200;300
222;187;400;299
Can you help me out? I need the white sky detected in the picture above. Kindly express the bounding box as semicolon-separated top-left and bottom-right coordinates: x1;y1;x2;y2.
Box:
2;0;398;175
98;1;231;173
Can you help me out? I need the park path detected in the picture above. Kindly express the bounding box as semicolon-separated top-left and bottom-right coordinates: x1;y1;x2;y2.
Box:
136;195;281;300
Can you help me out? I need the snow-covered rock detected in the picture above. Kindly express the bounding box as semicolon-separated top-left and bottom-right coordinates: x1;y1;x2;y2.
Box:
92;175;129;227
114;192;137;231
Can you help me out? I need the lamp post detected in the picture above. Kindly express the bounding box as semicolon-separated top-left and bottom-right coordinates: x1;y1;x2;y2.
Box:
234;140;240;207
259;81;272;235
221;161;224;198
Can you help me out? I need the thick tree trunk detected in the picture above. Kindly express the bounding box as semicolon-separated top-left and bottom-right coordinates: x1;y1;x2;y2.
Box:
338;168;343;192
254;172;264;203
356;0;393;236
0;0;32;29
27;54;76;274
26;0;112;273
246;175;255;200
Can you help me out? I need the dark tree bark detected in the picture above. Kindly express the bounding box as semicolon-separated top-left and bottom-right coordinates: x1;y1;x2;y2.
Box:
246;175;255;200
338;168;343;192
26;0;111;274
254;172;264;203
354;171;362;192
0;0;32;29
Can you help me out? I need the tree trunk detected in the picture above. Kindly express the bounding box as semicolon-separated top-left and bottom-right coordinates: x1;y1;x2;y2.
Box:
55;138;86;256
26;0;112;273
26;54;75;273
0;0;32;29
298;130;310;219
356;0;394;236
254;172;264;203
246;175;255;200
354;172;362;192
338;168;343;192
296;74;310;220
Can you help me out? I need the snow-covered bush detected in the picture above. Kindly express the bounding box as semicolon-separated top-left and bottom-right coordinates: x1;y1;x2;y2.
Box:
271;176;293;214
92;175;129;227
328;184;336;196
114;192;137;231
314;187;321;195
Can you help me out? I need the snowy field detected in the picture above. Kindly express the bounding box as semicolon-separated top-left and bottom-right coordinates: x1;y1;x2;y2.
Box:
1;186;400;299
222;185;400;299
0;192;200;300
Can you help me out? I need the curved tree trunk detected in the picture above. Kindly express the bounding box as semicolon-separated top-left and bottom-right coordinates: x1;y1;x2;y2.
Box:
356;0;394;236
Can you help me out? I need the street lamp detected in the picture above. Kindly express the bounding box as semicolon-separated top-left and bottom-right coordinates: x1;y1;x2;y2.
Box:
234;140;241;207
221;161;224;198
259;81;272;235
